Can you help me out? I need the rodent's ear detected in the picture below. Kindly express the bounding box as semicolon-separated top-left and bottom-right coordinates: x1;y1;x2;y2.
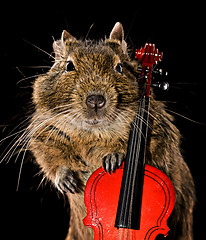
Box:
109;22;124;42
53;30;76;61
108;22;127;55
61;30;76;42
53;39;64;61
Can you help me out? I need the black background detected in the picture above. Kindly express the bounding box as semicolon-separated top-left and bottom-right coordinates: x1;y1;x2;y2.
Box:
0;2;205;239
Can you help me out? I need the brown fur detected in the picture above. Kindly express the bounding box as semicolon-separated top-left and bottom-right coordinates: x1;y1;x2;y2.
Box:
29;22;195;239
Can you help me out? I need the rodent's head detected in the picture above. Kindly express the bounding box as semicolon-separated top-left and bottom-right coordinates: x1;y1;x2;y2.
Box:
33;22;139;135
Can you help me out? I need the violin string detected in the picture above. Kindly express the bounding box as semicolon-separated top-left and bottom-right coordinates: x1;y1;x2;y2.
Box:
128;99;145;227
118;56;154;239
117;72;151;239
119;227;131;240
117;119;137;240
116;228;121;240
127;97;145;230
124;102;142;228
118;100;143;240
124;97;150;239
117;102;141;240
128;97;150;234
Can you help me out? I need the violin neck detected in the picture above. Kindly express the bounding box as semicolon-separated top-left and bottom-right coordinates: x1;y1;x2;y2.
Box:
115;96;150;230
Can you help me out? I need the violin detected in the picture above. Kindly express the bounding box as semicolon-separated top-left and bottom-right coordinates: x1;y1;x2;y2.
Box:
83;43;175;239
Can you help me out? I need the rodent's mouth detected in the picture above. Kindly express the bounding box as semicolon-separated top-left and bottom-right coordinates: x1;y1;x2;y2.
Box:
84;119;104;127
85;119;101;125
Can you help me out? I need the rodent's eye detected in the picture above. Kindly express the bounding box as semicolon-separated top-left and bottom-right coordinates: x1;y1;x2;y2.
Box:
66;61;76;72
115;63;123;74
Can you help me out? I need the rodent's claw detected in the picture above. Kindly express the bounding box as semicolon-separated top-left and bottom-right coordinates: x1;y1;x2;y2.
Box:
55;167;79;194
61;175;77;194
102;153;124;174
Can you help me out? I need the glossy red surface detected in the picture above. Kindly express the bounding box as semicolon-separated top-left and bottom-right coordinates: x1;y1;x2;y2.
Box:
84;164;176;240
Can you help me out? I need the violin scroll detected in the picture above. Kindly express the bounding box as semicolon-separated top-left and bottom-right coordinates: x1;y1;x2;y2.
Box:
135;43;163;65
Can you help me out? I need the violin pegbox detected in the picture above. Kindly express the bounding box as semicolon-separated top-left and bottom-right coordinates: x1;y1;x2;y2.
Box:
135;43;163;65
135;43;163;97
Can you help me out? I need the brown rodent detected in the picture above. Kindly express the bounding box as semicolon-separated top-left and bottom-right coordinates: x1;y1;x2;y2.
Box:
28;22;195;240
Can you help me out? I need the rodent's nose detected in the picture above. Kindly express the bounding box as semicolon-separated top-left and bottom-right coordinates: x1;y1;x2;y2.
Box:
86;95;106;110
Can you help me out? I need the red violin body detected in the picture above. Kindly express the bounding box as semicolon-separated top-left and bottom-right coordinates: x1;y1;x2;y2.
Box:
83;164;176;240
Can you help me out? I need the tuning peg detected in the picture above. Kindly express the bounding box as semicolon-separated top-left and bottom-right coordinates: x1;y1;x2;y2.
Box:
152;68;168;76
152;82;169;91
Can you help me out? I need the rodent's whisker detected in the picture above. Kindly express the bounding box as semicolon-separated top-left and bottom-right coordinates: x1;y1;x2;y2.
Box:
44;114;71;144
19;65;52;69
0;106;73;164
17;73;47;84
44;109;82;145
0;128;25;145
0;115;34;161
113;109;146;138
70;112;82;124
36;173;48;190
165;108;206;125
123;114;147;140
0;129;27;164
57;111;81;141
28;110;72;144
0;113;33;145
148;110;170;137
23;38;55;60
16;145;28;191
0;124;32;164
137;107;154;131
29;108;80;144
44;119;63;145
14;117;64;176
28;104;77;129
36;168;54;191
149;106;179;140
0;113;70;163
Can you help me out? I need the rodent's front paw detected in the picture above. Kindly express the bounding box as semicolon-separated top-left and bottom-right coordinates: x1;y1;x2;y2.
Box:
55;167;78;194
102;153;124;174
